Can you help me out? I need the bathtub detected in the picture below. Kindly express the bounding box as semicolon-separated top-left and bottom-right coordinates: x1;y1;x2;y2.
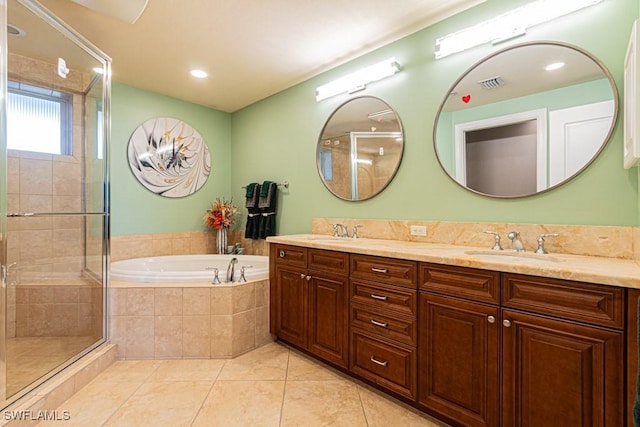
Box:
109;254;273;359
110;254;269;283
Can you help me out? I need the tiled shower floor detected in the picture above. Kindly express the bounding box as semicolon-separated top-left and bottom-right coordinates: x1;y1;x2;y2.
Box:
7;336;96;397
35;341;448;426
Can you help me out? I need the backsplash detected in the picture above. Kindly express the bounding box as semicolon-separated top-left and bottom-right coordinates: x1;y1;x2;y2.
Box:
312;218;637;260
110;230;269;261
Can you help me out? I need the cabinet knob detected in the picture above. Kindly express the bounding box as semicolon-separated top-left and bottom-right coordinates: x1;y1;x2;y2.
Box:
306;275;312;281
300;273;306;279
487;315;496;324
503;319;512;328
279;250;286;258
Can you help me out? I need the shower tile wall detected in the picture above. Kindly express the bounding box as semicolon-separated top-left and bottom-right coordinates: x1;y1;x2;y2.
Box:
6;53;100;339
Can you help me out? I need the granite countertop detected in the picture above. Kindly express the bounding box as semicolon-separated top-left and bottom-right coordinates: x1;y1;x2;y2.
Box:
267;234;640;290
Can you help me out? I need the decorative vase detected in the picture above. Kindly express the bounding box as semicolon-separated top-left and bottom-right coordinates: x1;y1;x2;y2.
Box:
216;228;228;254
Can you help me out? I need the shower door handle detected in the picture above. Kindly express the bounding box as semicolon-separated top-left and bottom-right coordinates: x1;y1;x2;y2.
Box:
7;212;35;217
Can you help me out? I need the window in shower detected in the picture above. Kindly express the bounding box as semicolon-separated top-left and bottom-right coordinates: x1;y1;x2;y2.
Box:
6;80;73;155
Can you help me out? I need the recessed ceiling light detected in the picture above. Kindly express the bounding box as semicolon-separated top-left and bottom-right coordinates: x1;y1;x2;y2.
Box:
190;69;208;79
545;62;565;71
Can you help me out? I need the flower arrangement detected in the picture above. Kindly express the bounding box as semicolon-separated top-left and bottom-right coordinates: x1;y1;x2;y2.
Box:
203;198;238;230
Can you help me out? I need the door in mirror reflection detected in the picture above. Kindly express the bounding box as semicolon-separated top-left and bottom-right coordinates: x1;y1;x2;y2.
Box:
317;96;404;201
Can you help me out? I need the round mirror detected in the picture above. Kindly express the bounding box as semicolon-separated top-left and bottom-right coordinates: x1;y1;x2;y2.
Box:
434;41;618;198
317;96;404;201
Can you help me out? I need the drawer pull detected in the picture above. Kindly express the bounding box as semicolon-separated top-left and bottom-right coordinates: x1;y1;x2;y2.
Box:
370;356;388;367
370;293;388;301
279;250;286;258
370;319;388;328
371;267;389;274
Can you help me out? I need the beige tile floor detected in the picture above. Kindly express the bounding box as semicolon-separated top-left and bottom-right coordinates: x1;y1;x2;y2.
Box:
36;341;449;427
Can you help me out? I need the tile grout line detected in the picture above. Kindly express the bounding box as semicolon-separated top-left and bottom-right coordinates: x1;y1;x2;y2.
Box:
278;345;291;427
355;384;371;427
188;360;228;426
100;361;164;426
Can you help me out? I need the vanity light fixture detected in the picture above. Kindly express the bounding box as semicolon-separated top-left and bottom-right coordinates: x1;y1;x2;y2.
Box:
434;0;602;59
190;69;208;79
355;158;373;165
315;57;400;102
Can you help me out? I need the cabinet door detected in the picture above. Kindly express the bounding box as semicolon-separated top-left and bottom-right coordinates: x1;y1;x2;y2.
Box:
273;265;307;348
308;272;349;367
502;309;624;427
418;293;499;427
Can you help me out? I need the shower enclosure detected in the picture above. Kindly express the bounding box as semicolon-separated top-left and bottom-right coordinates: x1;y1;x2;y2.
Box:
0;0;110;405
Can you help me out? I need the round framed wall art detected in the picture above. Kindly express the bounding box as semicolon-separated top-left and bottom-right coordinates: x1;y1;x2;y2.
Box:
127;117;211;197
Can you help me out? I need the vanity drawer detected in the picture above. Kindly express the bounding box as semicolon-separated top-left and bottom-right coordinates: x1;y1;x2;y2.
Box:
420;263;500;305
351;255;417;289
308;249;349;275
272;244;307;268
351;279;416;317
350;330;416;399
502;273;624;329
351;303;416;346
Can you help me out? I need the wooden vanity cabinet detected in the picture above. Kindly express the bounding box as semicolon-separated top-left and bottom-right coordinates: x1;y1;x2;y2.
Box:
501;273;625;427
349;254;418;400
418;265;626;427
418;263;501;427
270;244;349;368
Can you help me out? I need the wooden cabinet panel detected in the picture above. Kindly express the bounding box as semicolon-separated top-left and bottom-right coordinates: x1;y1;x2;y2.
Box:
418;293;500;427
420;263;500;304
309;249;349;275
308;273;349;367
351;302;416;346
351;279;417;317
271;244;307;267
502;309;624;427
502;273;624;329
351;254;417;289
273;265;307;348
350;330;416;399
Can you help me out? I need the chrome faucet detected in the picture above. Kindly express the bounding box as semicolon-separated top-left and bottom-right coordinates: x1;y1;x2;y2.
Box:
331;223;348;238
507;231;525;252
226;257;238;283
239;265;253;283
483;230;503;251
535;233;559;254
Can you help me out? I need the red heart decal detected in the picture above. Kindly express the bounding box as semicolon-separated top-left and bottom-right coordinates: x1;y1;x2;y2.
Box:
462;94;471;103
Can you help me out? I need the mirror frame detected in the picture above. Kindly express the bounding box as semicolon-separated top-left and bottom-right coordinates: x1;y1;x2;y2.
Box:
432;41;619;199
317;95;405;201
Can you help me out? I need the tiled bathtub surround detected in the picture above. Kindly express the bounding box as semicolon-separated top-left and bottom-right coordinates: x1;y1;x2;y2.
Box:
109;279;272;359
110;230;269;262
313;218;637;259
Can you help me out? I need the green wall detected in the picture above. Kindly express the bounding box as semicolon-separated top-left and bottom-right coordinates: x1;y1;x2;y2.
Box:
110;83;231;235
230;0;640;235
109;0;640;237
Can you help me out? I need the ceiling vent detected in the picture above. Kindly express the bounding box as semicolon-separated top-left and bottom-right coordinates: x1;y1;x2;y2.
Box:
477;76;505;89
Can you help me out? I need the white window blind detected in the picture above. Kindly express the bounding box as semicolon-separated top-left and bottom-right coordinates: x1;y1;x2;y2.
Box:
7;82;72;155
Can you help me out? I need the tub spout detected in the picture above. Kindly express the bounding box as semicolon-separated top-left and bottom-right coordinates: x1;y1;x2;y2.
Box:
226;257;238;283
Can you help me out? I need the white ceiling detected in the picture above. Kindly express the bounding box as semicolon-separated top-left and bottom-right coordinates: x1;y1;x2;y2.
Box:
35;0;484;112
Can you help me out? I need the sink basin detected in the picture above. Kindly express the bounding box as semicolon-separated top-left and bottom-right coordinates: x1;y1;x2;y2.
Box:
464;250;559;263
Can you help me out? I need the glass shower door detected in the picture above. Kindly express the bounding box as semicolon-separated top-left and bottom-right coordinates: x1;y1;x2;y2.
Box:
1;0;110;404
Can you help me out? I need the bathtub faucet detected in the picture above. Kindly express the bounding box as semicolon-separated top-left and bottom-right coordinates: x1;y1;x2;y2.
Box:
226;257;239;283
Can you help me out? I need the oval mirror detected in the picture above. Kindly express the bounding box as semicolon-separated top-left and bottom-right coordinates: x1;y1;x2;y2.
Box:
317;96;404;201
434;41;618;198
